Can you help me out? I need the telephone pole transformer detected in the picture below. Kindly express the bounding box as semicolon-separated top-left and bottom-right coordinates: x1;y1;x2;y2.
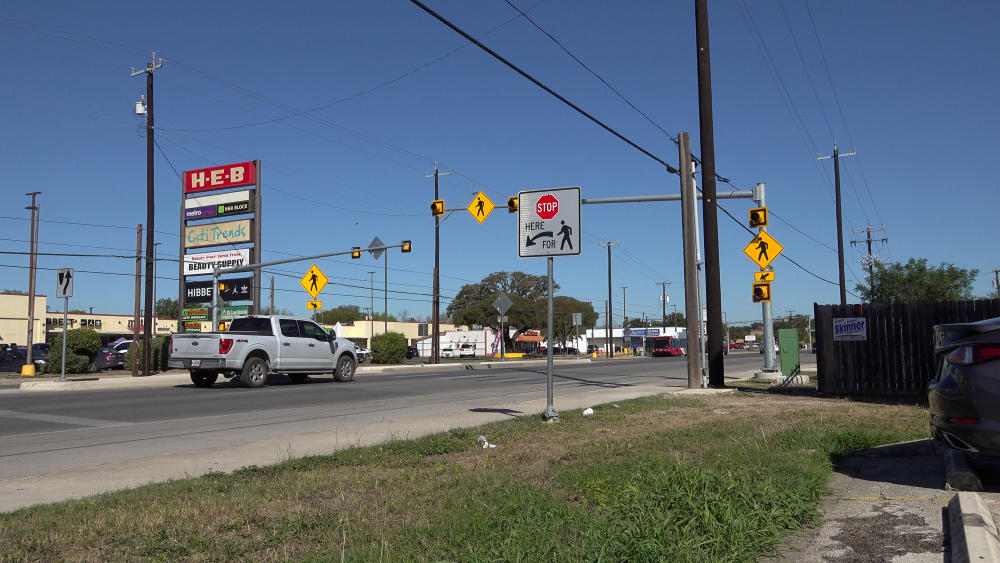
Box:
850;221;887;298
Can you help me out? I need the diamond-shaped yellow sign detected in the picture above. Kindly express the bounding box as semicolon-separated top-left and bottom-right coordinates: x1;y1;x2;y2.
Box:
743;231;783;269
467;191;495;224
300;264;328;299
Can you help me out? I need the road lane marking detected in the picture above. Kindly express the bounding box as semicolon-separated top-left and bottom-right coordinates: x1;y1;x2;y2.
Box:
0;409;131;428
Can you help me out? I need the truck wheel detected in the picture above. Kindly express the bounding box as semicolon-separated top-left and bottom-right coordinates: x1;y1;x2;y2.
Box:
190;371;218;388
288;373;308;384
240;357;269;388
334;356;356;382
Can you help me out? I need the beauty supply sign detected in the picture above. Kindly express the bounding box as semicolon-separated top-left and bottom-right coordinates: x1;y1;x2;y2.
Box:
183;248;251;277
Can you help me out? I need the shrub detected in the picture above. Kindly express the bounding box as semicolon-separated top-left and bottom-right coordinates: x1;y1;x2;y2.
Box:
125;336;171;373
371;331;407;364
45;329;102;373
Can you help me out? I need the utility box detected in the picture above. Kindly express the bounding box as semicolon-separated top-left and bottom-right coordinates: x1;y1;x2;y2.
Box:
778;328;800;377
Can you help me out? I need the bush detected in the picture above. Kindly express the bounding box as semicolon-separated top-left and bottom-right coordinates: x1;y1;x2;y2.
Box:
45;329;102;373
125;336;171;373
371;331;407;364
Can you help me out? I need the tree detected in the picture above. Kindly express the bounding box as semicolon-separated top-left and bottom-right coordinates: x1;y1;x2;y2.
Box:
856;258;978;303
318;305;364;325
155;298;179;318
664;312;686;328
3;289;26;294
548;297;598;350
447;272;557;346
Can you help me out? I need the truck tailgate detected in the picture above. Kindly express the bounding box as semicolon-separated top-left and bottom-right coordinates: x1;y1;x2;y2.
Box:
171;334;223;359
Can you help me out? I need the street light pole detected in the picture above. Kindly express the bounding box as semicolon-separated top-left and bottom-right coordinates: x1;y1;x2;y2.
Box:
23;192;40;375
368;270;375;346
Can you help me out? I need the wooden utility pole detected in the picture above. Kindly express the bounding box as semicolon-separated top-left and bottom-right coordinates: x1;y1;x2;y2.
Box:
694;0;725;387
131;53;162;376
132;225;142;376
818;140;856;305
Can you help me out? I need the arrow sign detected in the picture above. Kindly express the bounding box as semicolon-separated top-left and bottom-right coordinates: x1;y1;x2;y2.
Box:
754;271;775;282
56;268;73;298
524;231;554;247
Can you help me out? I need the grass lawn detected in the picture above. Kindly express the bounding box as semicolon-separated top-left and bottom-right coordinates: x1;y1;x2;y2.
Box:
0;391;928;561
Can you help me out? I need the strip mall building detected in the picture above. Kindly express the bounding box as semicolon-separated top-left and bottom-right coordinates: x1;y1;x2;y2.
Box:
0;293;454;350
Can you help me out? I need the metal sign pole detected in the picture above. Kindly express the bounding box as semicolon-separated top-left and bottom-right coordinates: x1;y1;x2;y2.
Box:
60;296;68;382
543;257;558;421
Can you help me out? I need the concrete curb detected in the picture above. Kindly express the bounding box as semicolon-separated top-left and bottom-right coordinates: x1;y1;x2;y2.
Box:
948;492;1000;563
946;449;984;492
13;359;594;392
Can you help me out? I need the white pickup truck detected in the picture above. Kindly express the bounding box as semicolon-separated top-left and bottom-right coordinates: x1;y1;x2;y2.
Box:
168;315;358;388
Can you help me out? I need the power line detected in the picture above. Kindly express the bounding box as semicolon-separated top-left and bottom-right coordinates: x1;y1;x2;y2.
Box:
501;0;679;145
804;0;885;228
408;0;679;175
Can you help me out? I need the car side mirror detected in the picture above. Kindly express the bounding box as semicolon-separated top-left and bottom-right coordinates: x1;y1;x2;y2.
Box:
328;331;337;341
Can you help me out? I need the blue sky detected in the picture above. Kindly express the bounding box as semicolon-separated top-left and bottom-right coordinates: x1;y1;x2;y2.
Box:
1;1;998;328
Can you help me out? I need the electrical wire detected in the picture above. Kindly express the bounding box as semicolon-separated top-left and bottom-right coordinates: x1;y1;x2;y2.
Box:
408;0;680;175
804;0;885;228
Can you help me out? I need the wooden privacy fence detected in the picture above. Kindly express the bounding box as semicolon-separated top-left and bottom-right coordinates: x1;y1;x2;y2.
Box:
814;299;1000;395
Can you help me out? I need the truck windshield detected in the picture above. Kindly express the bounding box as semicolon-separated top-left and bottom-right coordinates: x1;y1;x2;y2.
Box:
228;318;274;334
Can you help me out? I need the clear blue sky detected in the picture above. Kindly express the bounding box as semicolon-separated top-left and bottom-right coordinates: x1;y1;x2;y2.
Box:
2;1;998;328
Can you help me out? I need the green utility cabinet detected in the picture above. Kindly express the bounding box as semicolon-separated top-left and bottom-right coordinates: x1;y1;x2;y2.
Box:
778;328;801;376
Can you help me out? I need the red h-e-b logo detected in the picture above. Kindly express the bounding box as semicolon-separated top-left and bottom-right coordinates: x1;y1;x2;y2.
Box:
536;194;559;219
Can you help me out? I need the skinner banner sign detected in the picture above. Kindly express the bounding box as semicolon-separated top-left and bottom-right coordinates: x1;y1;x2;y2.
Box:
833;317;868;341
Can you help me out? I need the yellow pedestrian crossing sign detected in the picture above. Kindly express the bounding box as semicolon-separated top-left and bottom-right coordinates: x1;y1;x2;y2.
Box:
467;191;495;224
743;231;783;269
300;264;328;299
754;271;775;282
307;300;322;310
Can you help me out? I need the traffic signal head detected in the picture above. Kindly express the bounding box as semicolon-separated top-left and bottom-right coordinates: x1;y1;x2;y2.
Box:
752;281;772;303
749;206;768;228
507;196;518;213
351;246;362;259
401;240;412;253
431;199;445;216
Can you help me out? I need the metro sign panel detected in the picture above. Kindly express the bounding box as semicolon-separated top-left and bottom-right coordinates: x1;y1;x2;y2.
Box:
184;161;257;194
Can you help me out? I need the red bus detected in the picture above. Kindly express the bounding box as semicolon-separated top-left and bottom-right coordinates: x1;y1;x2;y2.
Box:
649;335;686;357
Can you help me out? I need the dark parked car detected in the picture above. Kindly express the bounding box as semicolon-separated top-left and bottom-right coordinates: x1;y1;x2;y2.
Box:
928;317;1000;457
405;346;418;359
94;347;123;371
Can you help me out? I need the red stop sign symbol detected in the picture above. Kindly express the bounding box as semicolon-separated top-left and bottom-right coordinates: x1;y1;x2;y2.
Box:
536;194;559;219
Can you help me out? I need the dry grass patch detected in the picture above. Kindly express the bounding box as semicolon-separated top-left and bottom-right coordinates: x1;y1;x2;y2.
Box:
0;391;929;561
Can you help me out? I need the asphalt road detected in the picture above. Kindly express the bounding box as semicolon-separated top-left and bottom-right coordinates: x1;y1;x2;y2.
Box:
0;354;763;511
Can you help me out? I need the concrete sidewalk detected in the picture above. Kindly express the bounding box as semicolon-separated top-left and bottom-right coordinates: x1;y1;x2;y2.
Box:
770;429;1000;562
